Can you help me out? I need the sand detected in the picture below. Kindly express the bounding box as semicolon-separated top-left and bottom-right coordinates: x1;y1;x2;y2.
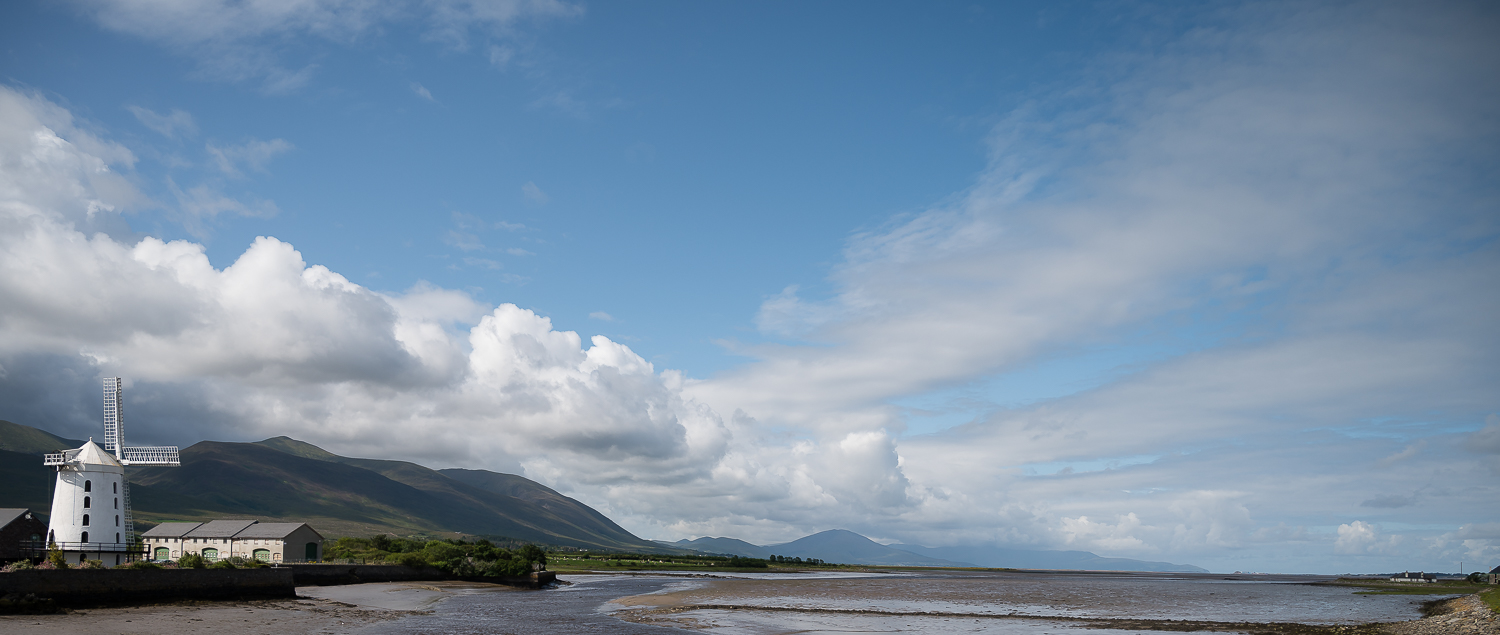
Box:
0;581;509;634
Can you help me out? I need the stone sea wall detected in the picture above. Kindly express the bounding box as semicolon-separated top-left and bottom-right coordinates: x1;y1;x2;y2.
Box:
0;568;294;607
288;563;556;589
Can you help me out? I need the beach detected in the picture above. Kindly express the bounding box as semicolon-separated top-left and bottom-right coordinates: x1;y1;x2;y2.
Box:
0;573;1494;634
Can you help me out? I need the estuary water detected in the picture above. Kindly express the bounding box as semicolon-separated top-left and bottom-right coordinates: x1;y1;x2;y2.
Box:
338;570;1445;634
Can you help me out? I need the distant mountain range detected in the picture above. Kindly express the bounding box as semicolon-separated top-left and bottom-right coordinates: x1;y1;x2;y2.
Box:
0;419;666;552
664;529;1206;573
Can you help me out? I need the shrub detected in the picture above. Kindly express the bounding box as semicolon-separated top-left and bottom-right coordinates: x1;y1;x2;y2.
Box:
208;559;237;570
78;559;105;570
45;546;68;570
177;553;206;569
123;560;163;570
393;552;428;568
1;560;35;573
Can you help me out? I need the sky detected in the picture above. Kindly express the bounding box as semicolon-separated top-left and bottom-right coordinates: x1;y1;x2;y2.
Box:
0;0;1496;575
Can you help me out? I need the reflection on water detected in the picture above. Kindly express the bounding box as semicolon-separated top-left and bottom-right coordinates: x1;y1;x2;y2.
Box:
358;570;1443;635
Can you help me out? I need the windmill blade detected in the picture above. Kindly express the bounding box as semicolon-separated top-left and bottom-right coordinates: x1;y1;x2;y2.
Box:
121;446;180;466
103;377;124;456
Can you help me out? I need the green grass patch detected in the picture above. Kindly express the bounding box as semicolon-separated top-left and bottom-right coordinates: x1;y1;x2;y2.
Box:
1326;578;1490;596
1479;587;1500;614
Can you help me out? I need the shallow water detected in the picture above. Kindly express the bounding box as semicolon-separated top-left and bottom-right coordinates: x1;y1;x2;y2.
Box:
354;571;1446;634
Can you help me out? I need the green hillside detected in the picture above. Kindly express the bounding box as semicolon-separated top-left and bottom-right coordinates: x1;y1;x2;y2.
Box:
0;419;80;454
0;421;665;551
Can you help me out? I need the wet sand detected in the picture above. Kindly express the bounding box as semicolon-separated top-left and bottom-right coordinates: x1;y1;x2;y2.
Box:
0;582;507;635
605;572;1492;634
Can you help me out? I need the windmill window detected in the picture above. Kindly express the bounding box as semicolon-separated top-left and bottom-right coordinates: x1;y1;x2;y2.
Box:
114;498;118;509
82;514;90;526
81;531;89;543
85;480;92;492
115;515;119;526
113;482;117;493
83;496;90;508
116;533;120;543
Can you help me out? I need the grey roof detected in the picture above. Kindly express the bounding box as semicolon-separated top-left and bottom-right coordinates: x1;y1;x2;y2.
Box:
141;522;203;538
184;519;258;538
0;508;31;530
232;522;321;540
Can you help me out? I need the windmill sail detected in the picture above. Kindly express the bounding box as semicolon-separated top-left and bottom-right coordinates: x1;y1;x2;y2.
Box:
100;378;180;466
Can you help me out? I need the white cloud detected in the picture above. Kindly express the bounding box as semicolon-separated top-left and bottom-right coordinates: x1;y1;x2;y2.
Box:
206;138;293;177
589;311;614;322
411;83;435;102
445;231;484;252
126;105;197;139
76;0;580;90
521;181;548;204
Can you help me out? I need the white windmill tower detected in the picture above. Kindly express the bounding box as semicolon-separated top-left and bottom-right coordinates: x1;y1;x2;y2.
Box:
43;377;180;567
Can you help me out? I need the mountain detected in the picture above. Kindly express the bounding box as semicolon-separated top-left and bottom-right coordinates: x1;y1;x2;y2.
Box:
0;419;81;455
665;536;773;558
891;543;1208;573
0;420;665;551
0;421;85;519
767;529;975;567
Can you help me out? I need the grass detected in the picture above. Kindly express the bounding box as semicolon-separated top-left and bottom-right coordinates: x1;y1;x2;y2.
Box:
1324;577;1492;596
1480;586;1500;614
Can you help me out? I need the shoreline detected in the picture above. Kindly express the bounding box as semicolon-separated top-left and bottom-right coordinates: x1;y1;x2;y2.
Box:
607;575;1500;635
0;576;1494;635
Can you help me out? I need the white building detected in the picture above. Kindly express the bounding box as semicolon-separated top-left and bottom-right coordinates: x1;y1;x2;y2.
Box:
142;520;324;563
42;440;132;567
41;378;180;568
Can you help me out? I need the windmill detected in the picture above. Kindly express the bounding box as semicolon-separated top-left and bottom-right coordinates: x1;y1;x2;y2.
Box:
43;377;180;567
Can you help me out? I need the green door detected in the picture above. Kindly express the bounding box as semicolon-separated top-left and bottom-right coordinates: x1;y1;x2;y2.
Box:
202;547;218;560
305;542;318;561
253;549;270;562
154;547;169;560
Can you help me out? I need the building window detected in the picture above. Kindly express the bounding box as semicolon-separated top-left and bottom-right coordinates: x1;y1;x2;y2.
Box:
81;531;89;543
85;480;92;492
83;496;91;508
82;514;90;526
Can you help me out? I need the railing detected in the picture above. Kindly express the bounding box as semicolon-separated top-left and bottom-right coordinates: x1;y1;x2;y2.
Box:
43;452;65;466
20;541;144;555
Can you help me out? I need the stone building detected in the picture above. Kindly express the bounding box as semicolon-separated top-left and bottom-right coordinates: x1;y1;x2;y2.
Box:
142;519;323;563
0;508;47;562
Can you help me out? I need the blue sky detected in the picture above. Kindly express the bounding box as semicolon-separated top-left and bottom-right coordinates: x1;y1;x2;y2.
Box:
1;0;1496;574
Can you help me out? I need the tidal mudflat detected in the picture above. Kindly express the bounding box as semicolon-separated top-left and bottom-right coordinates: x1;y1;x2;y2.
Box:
2;573;1491;634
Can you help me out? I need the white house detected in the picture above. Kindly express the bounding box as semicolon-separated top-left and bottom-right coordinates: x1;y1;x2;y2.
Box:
142;519;323;563
1389;571;1436;583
